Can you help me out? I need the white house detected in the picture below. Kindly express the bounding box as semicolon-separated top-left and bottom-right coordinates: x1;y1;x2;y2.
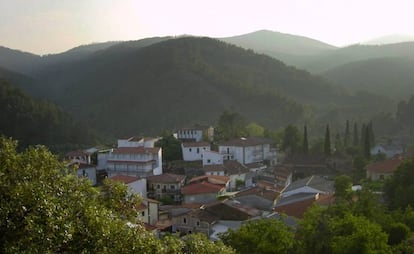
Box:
107;147;162;177
181;142;210;161
110;174;147;197
66;150;92;165
117;136;160;148
176;126;214;142
68;162;97;186
203;161;253;191
202;150;224;166
218;137;277;165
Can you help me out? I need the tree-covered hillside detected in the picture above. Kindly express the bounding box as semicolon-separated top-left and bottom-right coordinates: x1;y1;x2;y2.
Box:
0;79;96;151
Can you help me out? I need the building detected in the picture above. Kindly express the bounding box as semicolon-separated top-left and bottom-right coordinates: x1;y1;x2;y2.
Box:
106;147;162;177
68;162;97;186
110;174;147;197
181;142;211;161
281;175;334;198
202;150;223;166
137;198;160;225
66;150;92;165
188;175;230;191
366;156;403;181
181;181;226;204
146;173;186;202
176;126;214;142
218;137;277;165
203;161;253;191
371;143;404;158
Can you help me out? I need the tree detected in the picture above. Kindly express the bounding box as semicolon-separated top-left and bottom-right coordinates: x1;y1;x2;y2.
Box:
324;124;331;156
0;137;233;253
220;219;294;254
215;111;246;141
245;122;264;137
155;131;182;161
303;125;309;154
353;123;359;147
384;158;414;210
334;175;352;202
282;125;301;154
344;120;351;148
334;133;343;155
363;125;371;160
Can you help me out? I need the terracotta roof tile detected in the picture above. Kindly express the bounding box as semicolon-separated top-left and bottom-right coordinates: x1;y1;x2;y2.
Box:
366;157;403;174
181;181;224;195
188;175;230;185
110;175;140;184
146;173;186;183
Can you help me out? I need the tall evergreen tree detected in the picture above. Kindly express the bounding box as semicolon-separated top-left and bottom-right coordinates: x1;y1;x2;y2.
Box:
303;125;309;154
324;124;331;156
344;120;350;148
368;121;375;147
353;123;359;147
364;126;371;159
360;124;367;148
335;133;343;155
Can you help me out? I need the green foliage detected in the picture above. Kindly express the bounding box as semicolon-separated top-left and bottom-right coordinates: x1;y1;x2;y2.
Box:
281;125;302;154
303;125;309;154
0;79;96;151
334;175;352;202
384;158;414;209
155;131;182;161
215;111;246;141
220;219;294;254
245;122;264;137
0;137;233;253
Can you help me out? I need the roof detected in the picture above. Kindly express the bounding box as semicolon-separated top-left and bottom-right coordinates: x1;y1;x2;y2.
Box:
146;173;186;183
283;175;334;194
274;193;317;219
188;175;230;185
203;161;249;175
66;150;91;157
112;147;160;154
236;186;280;201
205;199;262;220
110;175;140;184
182;142;210;148
219;137;273;147
181;181;224;195
366;157;403;174
188;208;219;224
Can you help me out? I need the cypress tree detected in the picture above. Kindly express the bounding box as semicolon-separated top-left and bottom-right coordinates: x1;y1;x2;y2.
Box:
353;123;359;147
360;124;366;148
335;133;342;155
368;121;375;147
364;126;371;159
344;120;350;148
324;124;331;156
303;125;309;154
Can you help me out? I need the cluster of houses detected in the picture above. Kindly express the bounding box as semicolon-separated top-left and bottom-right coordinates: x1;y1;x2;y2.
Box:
65;126;410;238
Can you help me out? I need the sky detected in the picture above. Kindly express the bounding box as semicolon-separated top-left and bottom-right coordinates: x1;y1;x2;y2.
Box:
1;0;414;55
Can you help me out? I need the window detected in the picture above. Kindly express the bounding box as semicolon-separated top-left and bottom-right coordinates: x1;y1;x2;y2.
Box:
171;185;175;189
196;221;200;226
207;159;211;163
197;148;200;154
141;211;145;217
183;218;187;224
189;148;192;152
157;184;160;189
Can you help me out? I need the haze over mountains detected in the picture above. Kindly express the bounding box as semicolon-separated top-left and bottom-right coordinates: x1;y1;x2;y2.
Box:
0;29;412;143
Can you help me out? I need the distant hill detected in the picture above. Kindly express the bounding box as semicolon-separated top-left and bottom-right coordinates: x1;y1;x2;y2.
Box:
26;37;392;137
322;57;414;99
0;66;43;97
0;79;96;151
362;34;414;45
0;46;42;75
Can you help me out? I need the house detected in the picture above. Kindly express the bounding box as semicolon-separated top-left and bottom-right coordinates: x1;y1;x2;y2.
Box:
181;142;211;161
202;150;224;166
181;181;226;204
371;143;404;158
146;173;186;202
69;162;97;186
188;175;230;191
106;147;162;177
274;193;335;219
117;136;160;148
204;199;262;221
172;207;219;236
137;198;160;225
218;137;277;165
66;150;92;164
176;126;214;142
203;161;253;191
234;186;280;211
366;156;403;181
110;174;147;197
281;175;334;198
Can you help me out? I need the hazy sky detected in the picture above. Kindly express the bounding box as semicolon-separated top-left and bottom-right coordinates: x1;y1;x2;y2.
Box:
1;0;414;55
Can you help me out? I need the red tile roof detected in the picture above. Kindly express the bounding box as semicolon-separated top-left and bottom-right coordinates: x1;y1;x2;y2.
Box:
110;175;140;184
181;181;224;195
188;175;230;185
182;142;210;148
366;157;403;174
146;173;186;183
112;147;160;154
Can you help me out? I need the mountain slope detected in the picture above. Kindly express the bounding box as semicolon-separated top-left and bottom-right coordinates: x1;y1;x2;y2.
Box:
0;79;96;150
322;57;414;99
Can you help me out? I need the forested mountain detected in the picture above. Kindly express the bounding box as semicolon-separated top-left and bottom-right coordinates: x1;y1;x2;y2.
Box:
0;46;42;75
0;66;43;97
322;57;414;99
0;79;96;151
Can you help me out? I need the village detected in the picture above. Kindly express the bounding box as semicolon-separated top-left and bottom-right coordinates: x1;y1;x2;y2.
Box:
65;125;410;240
